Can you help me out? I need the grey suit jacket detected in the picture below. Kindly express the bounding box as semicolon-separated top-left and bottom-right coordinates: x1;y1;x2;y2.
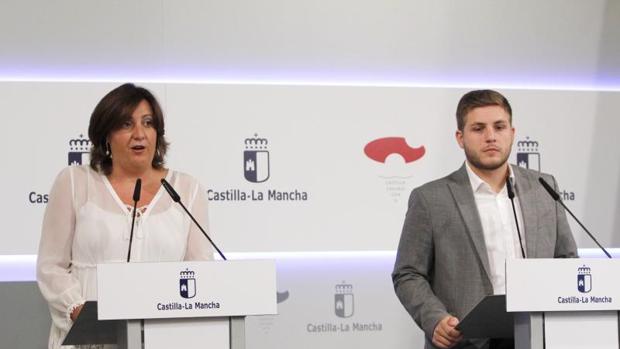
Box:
392;164;578;349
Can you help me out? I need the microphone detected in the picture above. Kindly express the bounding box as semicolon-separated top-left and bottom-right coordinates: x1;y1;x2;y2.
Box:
538;177;560;201
506;176;526;258
160;178;227;260
127;178;142;262
538;177;612;259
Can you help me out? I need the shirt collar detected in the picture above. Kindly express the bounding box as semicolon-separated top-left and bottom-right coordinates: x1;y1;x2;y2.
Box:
464;161;515;194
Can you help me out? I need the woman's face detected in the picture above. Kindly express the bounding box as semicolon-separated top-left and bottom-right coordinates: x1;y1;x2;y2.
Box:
108;99;158;173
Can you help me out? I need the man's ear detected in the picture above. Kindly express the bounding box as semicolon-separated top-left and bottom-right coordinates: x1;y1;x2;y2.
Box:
455;130;464;149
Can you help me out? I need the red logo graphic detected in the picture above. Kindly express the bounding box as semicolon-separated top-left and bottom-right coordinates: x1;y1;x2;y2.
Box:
364;137;425;164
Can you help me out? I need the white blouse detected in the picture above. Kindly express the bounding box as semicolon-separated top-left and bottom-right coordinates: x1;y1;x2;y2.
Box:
36;165;214;349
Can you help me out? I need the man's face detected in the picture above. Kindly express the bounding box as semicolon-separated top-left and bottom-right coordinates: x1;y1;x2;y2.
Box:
456;105;515;171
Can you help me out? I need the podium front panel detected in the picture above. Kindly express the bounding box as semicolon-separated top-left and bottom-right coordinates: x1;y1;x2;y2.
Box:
506;259;620;312
143;317;229;349
97;260;277;320
544;311;618;349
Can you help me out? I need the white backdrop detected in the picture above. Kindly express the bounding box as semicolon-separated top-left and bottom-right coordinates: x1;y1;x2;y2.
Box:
1;1;618;348
245;253;421;349
2;81;620;255
1;1;618;88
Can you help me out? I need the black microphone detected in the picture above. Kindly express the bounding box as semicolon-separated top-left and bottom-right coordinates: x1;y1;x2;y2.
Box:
161;178;227;260
127;178;141;262
538;177;612;259
506;176;526;258
538;177;560;201
161;179;180;202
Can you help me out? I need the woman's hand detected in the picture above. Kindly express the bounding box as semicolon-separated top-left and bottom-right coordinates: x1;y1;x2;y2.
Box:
70;304;84;322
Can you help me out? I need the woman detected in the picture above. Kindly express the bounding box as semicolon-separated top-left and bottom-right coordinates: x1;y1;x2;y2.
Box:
36;83;213;349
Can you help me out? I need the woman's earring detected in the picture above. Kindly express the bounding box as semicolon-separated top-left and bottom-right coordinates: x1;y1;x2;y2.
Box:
105;143;111;157
155;139;161;159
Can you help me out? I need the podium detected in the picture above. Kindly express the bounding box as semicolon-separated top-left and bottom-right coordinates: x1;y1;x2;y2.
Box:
458;259;620;349
63;260;277;349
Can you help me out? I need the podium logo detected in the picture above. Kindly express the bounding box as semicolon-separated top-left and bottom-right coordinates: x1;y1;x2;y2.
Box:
335;281;354;318
244;133;270;183
577;265;592;293
180;269;197;299
68;134;92;166
516;137;540;171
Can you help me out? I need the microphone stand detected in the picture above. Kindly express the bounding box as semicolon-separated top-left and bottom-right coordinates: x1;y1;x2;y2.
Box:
538;177;612;259
161;178;227;260
127;178;142;262
506;177;526;258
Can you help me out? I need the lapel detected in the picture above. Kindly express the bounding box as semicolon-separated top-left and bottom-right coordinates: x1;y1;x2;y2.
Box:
447;164;492;283
512;165;540;258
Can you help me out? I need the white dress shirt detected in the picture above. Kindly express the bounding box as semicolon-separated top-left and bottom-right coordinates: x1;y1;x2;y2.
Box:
36;165;214;349
465;162;526;294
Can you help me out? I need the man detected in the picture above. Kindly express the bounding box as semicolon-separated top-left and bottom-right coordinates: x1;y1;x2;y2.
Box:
392;90;578;349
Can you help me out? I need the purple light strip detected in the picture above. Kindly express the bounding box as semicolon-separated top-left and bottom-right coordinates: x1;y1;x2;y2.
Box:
0;255;37;282
0;77;618;92
0;249;615;282
225;250;396;260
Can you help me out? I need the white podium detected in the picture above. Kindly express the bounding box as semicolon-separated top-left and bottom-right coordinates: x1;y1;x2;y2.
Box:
64;260;277;349
507;259;620;349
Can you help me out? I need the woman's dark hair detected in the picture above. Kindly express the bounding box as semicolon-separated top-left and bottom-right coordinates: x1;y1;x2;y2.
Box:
88;83;169;175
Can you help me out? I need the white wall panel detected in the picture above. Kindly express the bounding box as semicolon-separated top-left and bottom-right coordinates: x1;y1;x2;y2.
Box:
0;1;617;86
2;81;619;254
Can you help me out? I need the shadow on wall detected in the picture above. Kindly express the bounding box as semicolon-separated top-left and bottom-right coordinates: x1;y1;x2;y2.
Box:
596;1;620;245
595;0;620;87
0;282;50;348
584;92;620;247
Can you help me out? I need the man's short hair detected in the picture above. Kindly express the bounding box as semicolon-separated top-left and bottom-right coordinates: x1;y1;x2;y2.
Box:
456;89;512;131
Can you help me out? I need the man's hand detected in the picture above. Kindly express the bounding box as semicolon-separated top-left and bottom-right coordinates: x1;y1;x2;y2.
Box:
432;315;463;348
